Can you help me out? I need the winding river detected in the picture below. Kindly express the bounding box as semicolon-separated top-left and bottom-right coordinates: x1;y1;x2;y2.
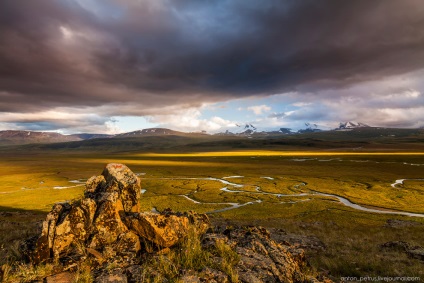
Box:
60;175;424;218
148;176;424;218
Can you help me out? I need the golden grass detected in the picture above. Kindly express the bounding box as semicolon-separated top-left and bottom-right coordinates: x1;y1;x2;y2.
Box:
69;158;231;167
140;226;239;282
2;263;54;283
139;195;231;214
135;150;424;157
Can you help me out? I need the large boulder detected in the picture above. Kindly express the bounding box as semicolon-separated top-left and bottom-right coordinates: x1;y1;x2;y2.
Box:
124;212;191;248
25;163;142;264
28;202;71;264
52;198;96;258
124;210;210;248
85;175;106;198
101;163;141;213
24;163;211;266
114;231;141;255
89;192;128;248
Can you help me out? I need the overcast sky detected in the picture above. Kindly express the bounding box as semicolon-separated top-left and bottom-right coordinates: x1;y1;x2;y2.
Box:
1;0;424;134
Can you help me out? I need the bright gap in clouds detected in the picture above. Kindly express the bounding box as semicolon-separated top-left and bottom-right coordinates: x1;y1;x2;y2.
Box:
112;116;158;133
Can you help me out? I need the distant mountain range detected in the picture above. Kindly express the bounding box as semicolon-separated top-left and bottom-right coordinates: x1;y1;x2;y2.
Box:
217;122;326;136
115;128;179;137
0;130;113;145
0;122;373;145
0;128;209;145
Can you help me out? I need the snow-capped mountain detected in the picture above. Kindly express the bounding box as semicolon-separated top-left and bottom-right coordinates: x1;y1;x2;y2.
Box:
297;123;322;133
217;123;296;136
337;122;370;130
237;123;257;134
279;128;293;134
217;123;258;136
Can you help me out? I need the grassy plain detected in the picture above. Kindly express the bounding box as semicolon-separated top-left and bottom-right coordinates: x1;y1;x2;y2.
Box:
1;130;424;281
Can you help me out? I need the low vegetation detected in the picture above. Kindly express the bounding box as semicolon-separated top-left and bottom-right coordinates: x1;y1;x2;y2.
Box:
139;227;240;283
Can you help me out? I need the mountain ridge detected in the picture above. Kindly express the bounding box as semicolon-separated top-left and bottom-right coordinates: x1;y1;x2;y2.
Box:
2;123;421;147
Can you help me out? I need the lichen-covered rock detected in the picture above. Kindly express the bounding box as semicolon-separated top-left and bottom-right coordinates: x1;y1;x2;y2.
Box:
52;198;96;258
45;271;74;283
123;212;191;248
182;210;211;234
269;229;326;253
206;227;309;283
89;192;128;248
114;231;141;255
95;268;128;283
25;163;140;263
29;202;71;263
101;163;141;213
179;274;202;283
85;175;106;198
200;267;229;283
126;265;143;283
123;210;210;248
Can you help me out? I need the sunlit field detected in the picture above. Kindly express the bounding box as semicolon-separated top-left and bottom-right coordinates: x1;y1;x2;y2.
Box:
1;148;424;279
1;150;423;211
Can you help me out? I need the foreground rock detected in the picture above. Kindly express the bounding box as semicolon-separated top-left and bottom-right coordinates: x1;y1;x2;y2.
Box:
18;163;331;283
203;226;332;283
269;228;326;253
124;209;210;248
23;163;210;265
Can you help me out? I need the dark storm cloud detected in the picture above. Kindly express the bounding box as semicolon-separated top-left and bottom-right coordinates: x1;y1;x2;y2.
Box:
1;0;424;114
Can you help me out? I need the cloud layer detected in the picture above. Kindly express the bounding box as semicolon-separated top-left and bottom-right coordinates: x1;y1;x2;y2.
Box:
1;0;424;132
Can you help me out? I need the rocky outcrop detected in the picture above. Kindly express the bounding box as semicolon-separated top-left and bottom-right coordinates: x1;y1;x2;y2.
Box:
101;163;141;213
20;163;331;283
124;209;210;248
124;212;189;248
89;191;129;248
52;198;97;258
269;228;326;253
205;226;318;283
380;241;424;261
24;202;72;264
385;219;421;228
85;163;141;213
24;163;209;265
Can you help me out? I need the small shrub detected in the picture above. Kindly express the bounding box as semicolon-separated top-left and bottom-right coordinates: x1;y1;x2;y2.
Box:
3;263;54;283
73;264;93;283
214;239;240;283
178;226;210;270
